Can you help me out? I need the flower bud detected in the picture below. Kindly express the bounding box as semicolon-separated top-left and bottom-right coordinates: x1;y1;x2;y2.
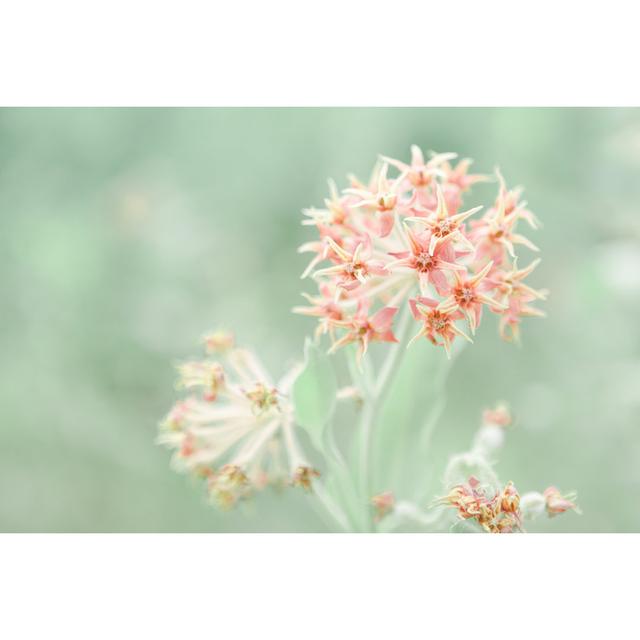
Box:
292;466;320;491
203;330;235;354
371;491;395;522
544;487;580;516
482;403;512;428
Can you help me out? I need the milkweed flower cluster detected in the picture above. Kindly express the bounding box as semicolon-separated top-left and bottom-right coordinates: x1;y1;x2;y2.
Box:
159;143;578;533
295;146;547;357
158;332;318;509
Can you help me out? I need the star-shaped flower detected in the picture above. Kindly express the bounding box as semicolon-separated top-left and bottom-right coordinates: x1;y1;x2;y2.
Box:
381;145;456;189
387;224;465;295
439;261;507;334
328;299;398;365
344;163;407;237
313;235;386;292
408;296;472;358
406;183;482;255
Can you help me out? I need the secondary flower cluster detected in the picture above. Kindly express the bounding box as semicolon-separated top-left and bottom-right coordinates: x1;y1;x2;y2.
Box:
437;404;579;533
158;331;318;509
438;477;580;533
439;476;523;533
295;146;547;359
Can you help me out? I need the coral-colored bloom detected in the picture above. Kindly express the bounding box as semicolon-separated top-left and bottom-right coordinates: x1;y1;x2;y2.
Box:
314;235;386;292
439;262;506;334
328;300;398;365
298;224;350;279
407;183;482;255
499;481;520;514
469;184;539;265
381;145;455;189
298;146;546;358
344;163;406;237
442;157;490;192
408;296;471;358
292;283;345;337
499;292;547;342
486;259;547;342
387;225;464;295
494;169;540;230
544;487;580;516
438;476;522;533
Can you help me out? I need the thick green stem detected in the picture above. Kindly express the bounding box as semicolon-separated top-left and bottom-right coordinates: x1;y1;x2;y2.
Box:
356;303;415;531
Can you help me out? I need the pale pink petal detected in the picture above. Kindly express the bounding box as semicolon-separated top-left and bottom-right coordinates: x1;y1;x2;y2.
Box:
370;306;398;332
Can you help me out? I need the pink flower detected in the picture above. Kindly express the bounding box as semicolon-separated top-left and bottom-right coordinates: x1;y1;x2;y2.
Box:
344;163;406;237
544;487;580;517
439;261;506;334
387;225;465;295
406;183;482;255
489;258;547;302
328;300;398;364
494;169;540;230
499;292;547;342
408;296;471;357
381;145;456;189
442;157;490;192
298;146;546;357
292;283;345;337
313;235;386;292
487;259;547;341
469;190;539;265
482;403;512;428
298;224;349;279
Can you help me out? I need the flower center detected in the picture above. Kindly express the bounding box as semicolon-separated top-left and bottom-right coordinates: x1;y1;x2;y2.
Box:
409;169;430;187
435;219;453;236
456;286;475;305
377;192;397;211
344;262;365;278
245;383;279;413
415;252;435;271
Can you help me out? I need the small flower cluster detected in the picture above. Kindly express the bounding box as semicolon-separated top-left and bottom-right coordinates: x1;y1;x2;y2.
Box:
158;331;318;509
295;146;547;359
439;476;523;533
438;404;579;533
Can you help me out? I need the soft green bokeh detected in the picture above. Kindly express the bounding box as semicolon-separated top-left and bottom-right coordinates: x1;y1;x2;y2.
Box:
1;108;638;532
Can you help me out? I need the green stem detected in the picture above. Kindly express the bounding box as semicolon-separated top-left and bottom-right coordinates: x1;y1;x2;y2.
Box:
356;303;415;531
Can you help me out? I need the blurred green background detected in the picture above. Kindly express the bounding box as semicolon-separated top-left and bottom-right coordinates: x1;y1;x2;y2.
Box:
1;108;638;532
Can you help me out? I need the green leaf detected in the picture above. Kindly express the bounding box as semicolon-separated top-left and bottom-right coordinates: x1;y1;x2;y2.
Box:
292;338;338;452
372;339;454;500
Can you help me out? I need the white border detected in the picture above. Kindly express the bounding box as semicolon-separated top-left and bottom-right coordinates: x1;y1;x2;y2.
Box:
0;2;638;105
0;534;637;638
